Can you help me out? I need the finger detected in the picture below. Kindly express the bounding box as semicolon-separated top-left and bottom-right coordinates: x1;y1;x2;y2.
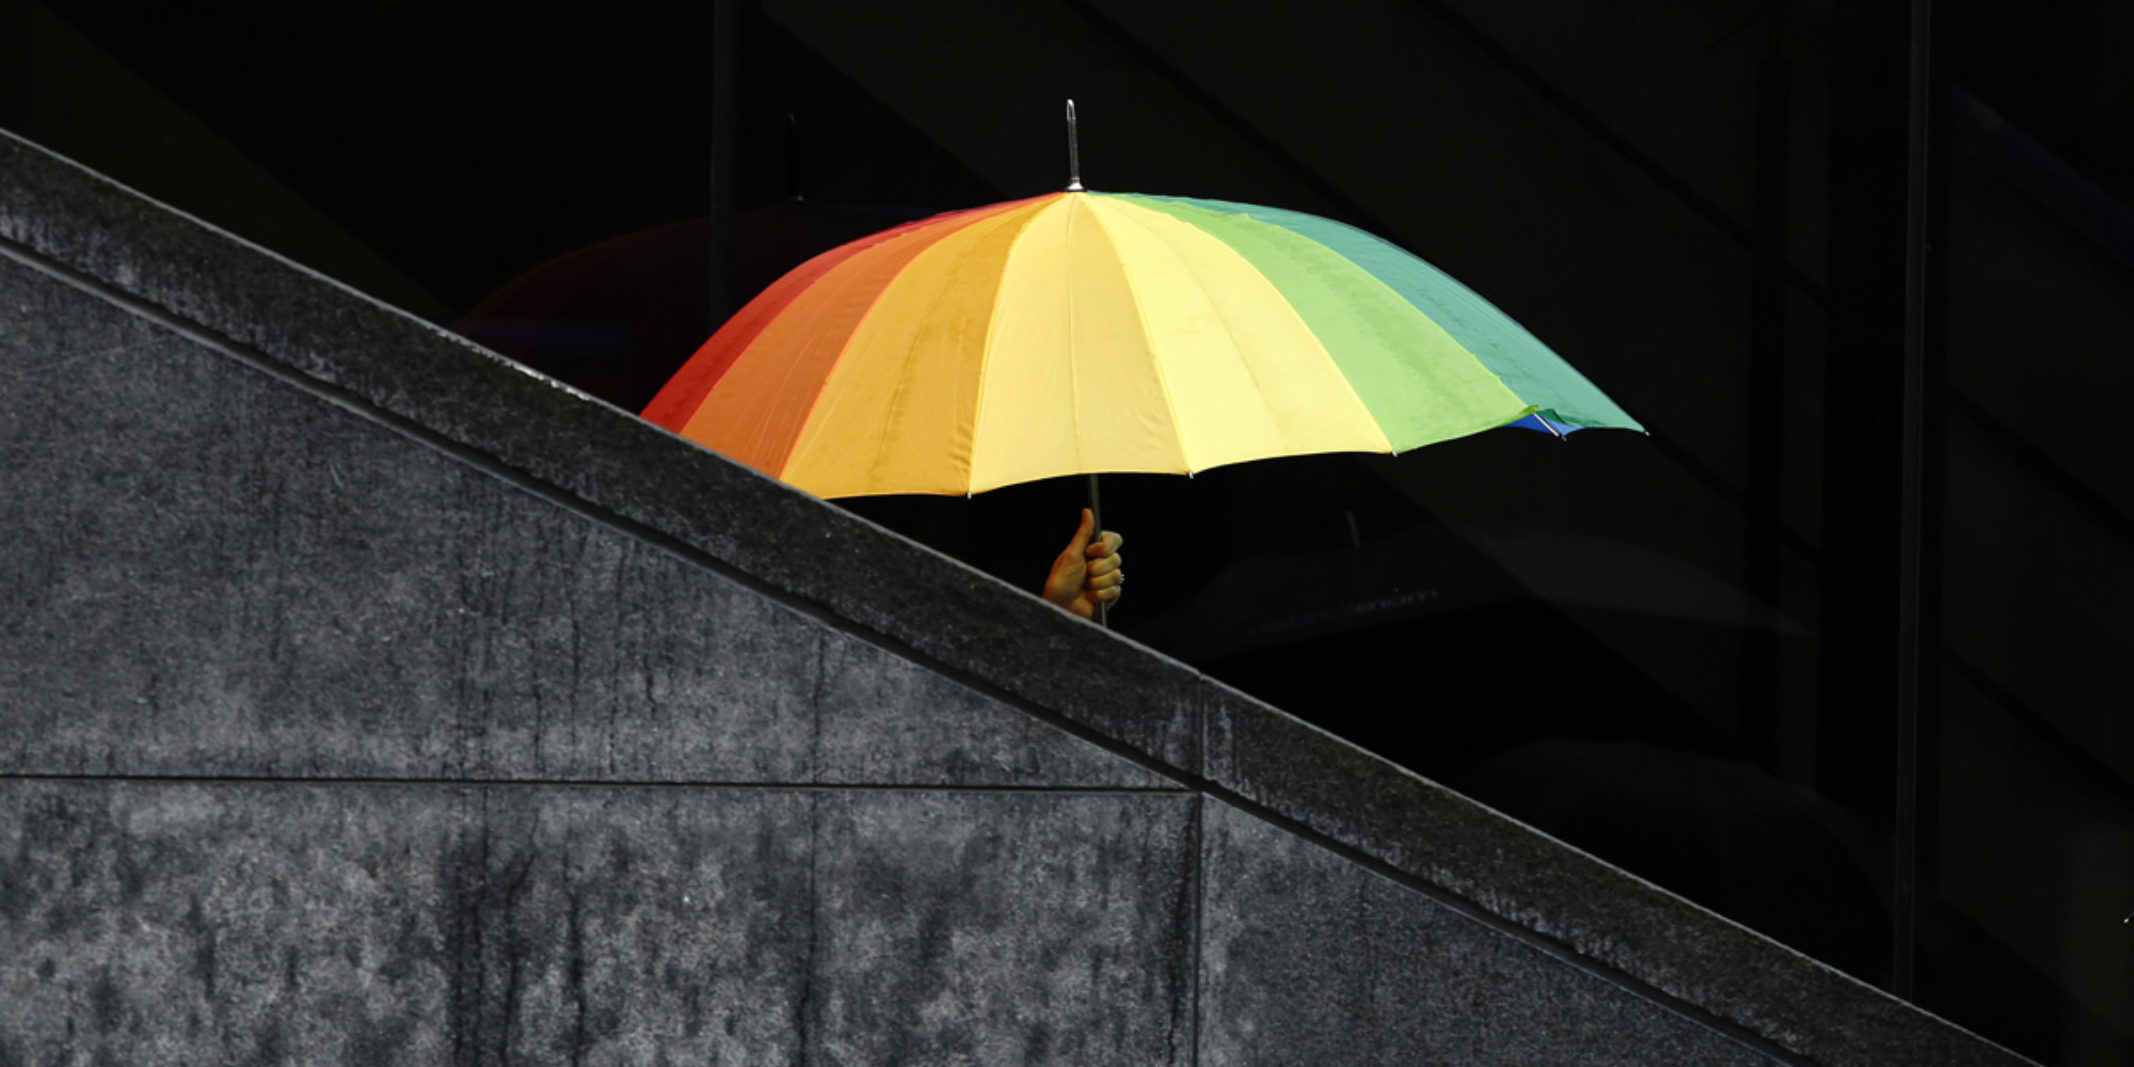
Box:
1087;569;1123;590
1064;508;1095;555
1095;585;1122;603
1086;529;1123;557
1086;554;1120;577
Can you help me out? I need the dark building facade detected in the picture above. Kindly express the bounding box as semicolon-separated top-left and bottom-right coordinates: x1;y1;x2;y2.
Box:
5;0;2131;1061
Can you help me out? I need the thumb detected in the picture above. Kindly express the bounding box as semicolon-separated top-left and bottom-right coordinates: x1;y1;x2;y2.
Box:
1064;507;1095;555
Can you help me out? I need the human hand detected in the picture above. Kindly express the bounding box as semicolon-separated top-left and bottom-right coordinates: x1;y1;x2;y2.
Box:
1042;508;1124;620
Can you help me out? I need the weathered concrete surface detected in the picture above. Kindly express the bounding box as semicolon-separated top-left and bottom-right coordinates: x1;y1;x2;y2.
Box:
1201;681;2016;1067
0;130;1202;777
1199;800;1772;1066
1;782;1192;1065
0;126;2035;1065
805;791;1195;1065
0;253;1165;792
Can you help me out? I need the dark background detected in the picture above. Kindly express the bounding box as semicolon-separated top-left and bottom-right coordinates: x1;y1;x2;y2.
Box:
7;0;2132;1061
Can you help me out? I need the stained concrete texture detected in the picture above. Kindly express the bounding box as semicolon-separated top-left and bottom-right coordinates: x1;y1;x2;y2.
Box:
1199;799;1777;1066
0;126;2039;1066
0;130;1203;775
0;253;1168;792
0;782;1194;1065
1200;679;2031;1067
804;791;1196;1065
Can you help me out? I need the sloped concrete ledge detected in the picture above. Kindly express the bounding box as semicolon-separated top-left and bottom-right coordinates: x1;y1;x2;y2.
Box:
0;130;1200;779
1202;682;2018;1067
0;128;2030;1067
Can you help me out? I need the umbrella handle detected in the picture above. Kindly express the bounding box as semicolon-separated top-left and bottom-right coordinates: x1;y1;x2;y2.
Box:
1087;471;1108;629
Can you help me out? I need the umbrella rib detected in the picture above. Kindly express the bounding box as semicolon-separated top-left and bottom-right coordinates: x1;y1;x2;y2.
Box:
785;198;1054;495
1083;196;1195;475
1101;199;1298;461
967;194;1069;492
963;235;1020;495
1064;198;1086;475
854;205;1034;495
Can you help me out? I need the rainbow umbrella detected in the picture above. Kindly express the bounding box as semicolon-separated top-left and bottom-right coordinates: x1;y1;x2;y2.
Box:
643;185;1640;500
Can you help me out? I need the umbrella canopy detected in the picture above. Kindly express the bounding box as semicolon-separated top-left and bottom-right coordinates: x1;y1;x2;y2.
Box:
644;190;1641;498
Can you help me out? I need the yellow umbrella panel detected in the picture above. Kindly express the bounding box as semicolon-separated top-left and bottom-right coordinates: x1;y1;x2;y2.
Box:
644;190;1641;499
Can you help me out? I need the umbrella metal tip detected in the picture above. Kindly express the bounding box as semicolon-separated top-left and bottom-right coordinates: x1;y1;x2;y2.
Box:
1063;98;1084;192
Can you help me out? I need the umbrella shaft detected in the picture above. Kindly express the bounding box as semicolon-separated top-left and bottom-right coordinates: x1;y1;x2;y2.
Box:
1087;471;1107;629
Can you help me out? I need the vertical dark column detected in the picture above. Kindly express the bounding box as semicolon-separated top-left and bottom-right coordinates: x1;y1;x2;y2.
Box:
0;0;32;138
1742;24;1792;766
707;0;741;330
1894;0;1947;1003
1818;0;1945;998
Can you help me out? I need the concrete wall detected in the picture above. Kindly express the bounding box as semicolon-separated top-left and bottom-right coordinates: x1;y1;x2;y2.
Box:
0;128;2029;1065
